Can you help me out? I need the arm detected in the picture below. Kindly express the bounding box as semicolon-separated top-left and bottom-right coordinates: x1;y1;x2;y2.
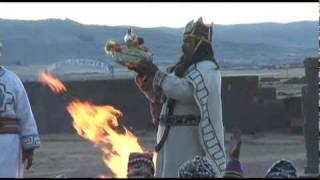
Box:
223;129;243;178
130;59;194;102
134;73;159;103
135;73;163;125
15;77;40;151
15;76;40;170
153;70;194;102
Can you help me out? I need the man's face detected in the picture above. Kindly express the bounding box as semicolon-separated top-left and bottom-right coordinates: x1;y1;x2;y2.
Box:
182;36;197;57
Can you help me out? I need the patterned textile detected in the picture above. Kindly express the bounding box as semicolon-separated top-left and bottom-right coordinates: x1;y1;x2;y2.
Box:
184;63;226;174
265;159;297;178
21;134;41;150
0;66;40;177
150;61;225;177
178;156;216;178
159;115;201;126
0;116;20;134
127;152;155;178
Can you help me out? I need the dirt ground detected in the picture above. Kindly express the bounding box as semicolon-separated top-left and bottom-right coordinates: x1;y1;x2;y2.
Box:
24;129;314;178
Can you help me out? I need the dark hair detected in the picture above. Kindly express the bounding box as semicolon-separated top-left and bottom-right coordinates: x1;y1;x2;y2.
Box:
172;40;219;77
193;40;215;63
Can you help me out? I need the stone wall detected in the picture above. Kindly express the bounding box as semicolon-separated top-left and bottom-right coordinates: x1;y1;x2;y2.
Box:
24;79;152;134
23;76;299;134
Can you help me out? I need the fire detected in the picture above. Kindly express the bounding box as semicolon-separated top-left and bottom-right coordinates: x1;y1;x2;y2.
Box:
98;174;111;178
153;152;157;170
39;70;67;94
67;100;145;178
39;67;153;177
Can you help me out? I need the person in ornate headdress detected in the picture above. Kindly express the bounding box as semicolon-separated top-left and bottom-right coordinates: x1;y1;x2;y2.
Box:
130;17;226;177
0;41;40;177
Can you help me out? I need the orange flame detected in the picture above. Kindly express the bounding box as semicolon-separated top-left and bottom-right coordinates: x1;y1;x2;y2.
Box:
39;68;153;177
153;152;157;170
67;100;145;178
39;70;67;94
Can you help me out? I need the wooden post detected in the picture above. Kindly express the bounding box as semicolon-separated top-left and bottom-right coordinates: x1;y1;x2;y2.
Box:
301;58;319;175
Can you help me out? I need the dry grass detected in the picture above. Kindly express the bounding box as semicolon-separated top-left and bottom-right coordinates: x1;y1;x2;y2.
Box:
25;130;308;178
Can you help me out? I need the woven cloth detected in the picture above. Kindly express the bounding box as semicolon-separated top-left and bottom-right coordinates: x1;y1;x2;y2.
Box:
178;155;216;178
265;159;297;178
127;152;155;178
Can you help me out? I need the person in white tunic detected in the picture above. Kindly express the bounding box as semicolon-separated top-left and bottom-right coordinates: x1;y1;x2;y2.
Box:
131;17;226;177
0;41;40;178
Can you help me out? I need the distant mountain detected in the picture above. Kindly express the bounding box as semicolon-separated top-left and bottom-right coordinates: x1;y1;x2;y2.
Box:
0;18;317;66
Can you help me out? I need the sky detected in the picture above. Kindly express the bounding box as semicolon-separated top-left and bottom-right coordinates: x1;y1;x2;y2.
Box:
0;2;318;28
